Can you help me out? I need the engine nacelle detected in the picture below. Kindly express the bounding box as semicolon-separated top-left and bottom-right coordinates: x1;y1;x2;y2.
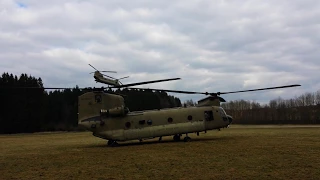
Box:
100;106;129;117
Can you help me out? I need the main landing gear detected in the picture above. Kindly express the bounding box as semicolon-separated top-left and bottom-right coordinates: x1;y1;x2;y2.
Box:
173;134;191;142
184;136;191;142
107;140;118;147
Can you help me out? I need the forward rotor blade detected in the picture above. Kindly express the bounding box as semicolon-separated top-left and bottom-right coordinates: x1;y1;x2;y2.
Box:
2;87;78;90
218;84;301;95
88;64;98;71
7;87;115;92
111;78;181;88
101;71;117;73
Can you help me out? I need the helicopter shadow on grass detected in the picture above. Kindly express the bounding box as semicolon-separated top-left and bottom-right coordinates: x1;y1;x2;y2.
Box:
83;136;237;148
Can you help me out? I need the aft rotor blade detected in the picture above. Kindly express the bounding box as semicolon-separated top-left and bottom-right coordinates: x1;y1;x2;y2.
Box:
88;64;98;71
218;84;301;95
127;84;301;96
111;78;181;88
101;73;116;79
117;76;129;80
126;87;210;95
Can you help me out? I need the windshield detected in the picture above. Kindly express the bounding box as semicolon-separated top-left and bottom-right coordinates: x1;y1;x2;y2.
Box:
219;107;228;121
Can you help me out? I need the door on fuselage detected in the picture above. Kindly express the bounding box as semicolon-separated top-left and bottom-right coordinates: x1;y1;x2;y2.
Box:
204;110;214;121
204;110;214;129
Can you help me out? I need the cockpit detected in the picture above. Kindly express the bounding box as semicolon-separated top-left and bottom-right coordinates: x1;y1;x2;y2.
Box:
219;107;228;120
219;107;233;125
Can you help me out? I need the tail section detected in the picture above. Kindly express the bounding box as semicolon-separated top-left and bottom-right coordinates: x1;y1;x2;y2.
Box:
78;91;125;123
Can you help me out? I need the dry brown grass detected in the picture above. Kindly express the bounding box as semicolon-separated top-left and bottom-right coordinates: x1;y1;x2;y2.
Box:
1;125;320;180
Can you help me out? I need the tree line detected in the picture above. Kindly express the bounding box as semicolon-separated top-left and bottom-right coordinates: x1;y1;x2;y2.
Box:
221;90;320;124
0;73;181;134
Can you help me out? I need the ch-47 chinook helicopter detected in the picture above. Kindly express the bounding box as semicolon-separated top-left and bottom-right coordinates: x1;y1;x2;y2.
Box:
76;81;301;146
88;64;180;88
8;69;300;146
89;64;127;86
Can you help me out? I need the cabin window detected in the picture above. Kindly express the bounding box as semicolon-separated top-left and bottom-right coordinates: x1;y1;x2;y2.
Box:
147;120;152;125
204;111;214;121
139;120;146;125
187;115;193;121
125;122;131;128
95;95;102;103
168;117;173;123
100;121;105;126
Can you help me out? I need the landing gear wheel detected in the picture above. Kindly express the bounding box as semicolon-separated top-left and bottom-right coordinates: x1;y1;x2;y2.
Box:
107;140;118;147
173;134;181;141
184;136;191;142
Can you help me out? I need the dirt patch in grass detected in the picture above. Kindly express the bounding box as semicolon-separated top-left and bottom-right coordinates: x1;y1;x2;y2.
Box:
1;126;320;180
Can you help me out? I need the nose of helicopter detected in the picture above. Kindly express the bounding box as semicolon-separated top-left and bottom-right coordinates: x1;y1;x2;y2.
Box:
227;115;233;125
78;121;90;130
78;121;95;131
78;121;86;129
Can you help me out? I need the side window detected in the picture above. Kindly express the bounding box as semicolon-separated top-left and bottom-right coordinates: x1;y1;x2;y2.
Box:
204;111;214;121
125;122;131;128
95;95;102;103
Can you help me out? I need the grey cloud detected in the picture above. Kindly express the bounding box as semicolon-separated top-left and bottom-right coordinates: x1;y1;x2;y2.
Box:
0;0;319;103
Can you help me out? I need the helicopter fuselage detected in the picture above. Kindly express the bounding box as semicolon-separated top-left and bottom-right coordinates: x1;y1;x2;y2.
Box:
93;71;120;86
80;106;231;141
77;92;232;142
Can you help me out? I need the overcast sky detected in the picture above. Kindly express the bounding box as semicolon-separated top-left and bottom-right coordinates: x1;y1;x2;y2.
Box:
1;0;319;104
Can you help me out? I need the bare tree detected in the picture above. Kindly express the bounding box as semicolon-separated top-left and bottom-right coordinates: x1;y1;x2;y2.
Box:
296;94;306;107
315;90;320;105
305;92;314;106
184;99;197;107
269;99;277;108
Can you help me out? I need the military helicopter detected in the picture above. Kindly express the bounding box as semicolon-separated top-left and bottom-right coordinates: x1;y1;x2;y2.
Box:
76;81;301;146
5;66;300;146
89;64;126;86
88;64;180;88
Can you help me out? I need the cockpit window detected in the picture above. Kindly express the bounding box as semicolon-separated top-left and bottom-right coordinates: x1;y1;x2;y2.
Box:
204;111;214;121
219;107;228;121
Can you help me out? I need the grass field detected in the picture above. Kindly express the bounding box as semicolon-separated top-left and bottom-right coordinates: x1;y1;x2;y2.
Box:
1;125;320;180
